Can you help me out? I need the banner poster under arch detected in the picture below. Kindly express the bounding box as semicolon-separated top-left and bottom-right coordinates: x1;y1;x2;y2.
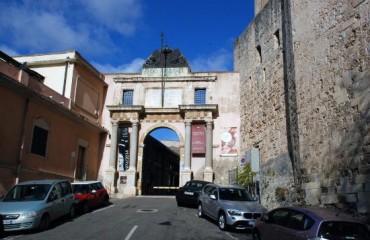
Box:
191;124;205;154
118;127;130;171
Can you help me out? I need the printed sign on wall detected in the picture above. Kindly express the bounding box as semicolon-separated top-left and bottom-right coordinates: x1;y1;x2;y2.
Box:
220;127;237;155
118;127;130;171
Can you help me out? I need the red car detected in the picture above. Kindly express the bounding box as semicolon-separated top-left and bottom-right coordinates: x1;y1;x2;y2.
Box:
72;181;109;213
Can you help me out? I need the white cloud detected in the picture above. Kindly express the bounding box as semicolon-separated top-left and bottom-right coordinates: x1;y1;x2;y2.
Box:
0;0;143;56
83;0;143;36
190;48;233;72
93;58;145;74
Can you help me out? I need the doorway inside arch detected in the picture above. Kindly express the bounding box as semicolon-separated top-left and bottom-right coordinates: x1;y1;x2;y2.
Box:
142;127;180;195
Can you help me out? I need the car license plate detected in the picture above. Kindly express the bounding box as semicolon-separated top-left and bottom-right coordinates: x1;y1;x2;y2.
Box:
3;220;13;224
248;220;255;225
184;191;194;195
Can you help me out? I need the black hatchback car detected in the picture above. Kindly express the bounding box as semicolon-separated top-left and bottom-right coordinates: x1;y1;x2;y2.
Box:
176;180;210;207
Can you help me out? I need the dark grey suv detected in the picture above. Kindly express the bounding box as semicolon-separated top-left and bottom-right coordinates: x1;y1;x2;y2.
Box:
197;183;267;231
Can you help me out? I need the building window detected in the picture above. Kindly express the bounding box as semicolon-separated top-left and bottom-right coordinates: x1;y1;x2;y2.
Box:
123;90;133;106
31;125;48;156
194;89;206;104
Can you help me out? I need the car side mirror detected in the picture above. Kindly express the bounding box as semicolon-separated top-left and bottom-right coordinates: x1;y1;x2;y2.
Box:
92;189;97;193
210;194;217;200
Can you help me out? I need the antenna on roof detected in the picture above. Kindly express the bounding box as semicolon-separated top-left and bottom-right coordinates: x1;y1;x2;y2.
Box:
161;32;164;50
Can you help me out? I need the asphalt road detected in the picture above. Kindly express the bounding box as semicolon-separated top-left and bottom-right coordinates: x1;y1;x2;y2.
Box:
2;196;253;240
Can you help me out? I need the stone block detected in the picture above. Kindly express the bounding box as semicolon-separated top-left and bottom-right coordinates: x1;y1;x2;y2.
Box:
321;194;339;205
355;174;370;184
305;188;321;197
306;196;320;206
321;179;336;188
309;172;323;182
321;186;337;195
340;193;357;203
302;181;321;190
364;134;370;145
337;183;364;194
357;192;370;213
339;176;351;186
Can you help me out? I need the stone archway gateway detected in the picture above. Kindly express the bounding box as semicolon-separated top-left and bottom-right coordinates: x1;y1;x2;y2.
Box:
106;104;218;197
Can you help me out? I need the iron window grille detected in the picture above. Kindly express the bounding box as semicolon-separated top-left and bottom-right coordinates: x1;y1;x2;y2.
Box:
194;88;206;104
122;90;133;106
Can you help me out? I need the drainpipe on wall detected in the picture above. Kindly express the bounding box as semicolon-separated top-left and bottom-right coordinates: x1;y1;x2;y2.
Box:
62;57;70;97
15;98;30;184
281;0;303;200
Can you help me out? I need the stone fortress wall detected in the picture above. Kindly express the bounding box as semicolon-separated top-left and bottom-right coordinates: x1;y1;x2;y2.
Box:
235;0;370;216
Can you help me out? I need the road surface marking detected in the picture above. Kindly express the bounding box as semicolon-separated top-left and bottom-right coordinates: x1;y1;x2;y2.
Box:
124;225;138;240
92;204;114;213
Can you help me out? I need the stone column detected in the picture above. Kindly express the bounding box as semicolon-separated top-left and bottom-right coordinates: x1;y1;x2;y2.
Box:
129;121;139;170
106;120;118;193
181;120;192;185
204;120;214;182
126;120;139;196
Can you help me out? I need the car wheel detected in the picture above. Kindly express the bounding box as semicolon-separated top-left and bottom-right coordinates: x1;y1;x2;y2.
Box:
218;212;227;231
197;204;203;218
38;214;50;232
176;200;183;207
252;230;262;240
82;202;89;213
69;205;76;218
102;195;109;206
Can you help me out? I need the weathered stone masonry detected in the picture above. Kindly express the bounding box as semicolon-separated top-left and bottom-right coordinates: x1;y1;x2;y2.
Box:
235;0;370;217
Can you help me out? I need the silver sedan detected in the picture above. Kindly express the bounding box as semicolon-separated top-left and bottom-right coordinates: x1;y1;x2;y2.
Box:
197;183;267;231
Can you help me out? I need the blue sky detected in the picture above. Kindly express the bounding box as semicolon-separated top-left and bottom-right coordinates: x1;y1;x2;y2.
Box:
150;128;179;141
0;0;254;73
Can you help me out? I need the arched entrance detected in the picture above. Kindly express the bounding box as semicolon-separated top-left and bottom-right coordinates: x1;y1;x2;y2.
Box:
141;127;180;195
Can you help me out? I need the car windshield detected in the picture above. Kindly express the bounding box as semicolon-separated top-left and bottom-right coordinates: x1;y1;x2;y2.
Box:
318;221;369;240
219;187;253;201
3;184;51;202
187;182;206;190
72;184;90;194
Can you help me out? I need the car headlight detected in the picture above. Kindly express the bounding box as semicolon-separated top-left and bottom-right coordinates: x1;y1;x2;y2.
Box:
227;209;242;216
20;211;39;218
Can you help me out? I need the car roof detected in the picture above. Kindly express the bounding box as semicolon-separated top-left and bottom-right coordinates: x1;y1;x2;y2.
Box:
187;180;210;184
204;183;245;189
17;179;67;185
72;181;101;185
285;206;362;222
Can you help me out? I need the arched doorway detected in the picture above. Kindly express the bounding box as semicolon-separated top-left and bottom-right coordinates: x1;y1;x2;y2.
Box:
142;127;180;195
